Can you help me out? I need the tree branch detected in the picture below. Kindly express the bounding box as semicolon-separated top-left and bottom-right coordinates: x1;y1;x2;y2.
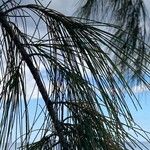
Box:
0;11;69;150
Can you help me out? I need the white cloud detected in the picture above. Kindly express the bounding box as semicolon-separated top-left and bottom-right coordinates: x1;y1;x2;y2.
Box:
50;0;76;15
23;0;76;16
132;83;149;94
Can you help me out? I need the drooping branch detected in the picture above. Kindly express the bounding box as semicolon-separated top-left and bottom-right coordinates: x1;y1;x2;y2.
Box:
0;11;69;150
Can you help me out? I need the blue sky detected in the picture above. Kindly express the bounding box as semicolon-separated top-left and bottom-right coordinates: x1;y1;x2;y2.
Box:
130;91;150;133
14;0;150;140
46;0;150;141
0;0;150;148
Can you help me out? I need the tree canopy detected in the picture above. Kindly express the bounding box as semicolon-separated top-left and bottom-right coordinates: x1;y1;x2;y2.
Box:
0;0;150;149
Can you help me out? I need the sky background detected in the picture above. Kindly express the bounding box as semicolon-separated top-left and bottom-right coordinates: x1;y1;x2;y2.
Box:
0;0;150;148
15;0;150;141
31;0;150;141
